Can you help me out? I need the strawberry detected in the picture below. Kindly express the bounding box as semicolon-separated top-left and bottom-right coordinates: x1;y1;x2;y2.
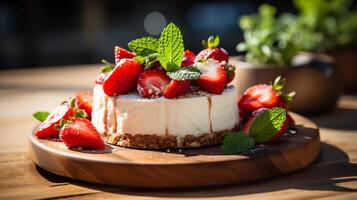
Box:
195;36;229;63
238;76;295;118
163;80;191;99
181;50;196;67
225;64;236;84
94;73;108;85
269;115;290;141
60;118;105;150
75;92;93;119
239;84;280;115
103;59;143;96
114;46;136;65
137;70;171;98
35;104;74;139
195;59;227;94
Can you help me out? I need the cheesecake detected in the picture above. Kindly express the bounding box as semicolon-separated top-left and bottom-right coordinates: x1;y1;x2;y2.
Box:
91;23;238;149
92;85;239;149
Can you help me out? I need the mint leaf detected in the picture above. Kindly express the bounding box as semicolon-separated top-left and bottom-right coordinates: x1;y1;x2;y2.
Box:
167;66;202;80
249;107;286;143
128;37;159;56
158;23;184;72
222;132;255;154
33;111;50;122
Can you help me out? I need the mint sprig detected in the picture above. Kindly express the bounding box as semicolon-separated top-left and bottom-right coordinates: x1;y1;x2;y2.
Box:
158;23;184;72
222;132;255;154
221;107;287;154
167;66;202;80
249;107;286;143
33;111;50;122
128;37;159;56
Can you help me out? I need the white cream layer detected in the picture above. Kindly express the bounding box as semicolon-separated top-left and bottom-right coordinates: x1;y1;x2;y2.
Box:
92;85;239;138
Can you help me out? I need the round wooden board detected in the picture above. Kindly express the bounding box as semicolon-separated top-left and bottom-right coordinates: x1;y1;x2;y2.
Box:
29;112;320;188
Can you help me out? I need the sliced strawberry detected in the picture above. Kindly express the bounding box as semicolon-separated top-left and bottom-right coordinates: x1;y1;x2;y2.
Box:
114;46;136;65
94;73;108;85
60;118;105;150
137;70;171;98
103;59;143;96
75;92;93;119
195;48;229;63
195;59;227;94
238;84;281;114
35;104;74;139
163;80;191;99
181;50;196;67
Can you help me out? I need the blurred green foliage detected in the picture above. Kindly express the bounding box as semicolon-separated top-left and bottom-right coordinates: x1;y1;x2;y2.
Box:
236;4;322;66
294;0;357;50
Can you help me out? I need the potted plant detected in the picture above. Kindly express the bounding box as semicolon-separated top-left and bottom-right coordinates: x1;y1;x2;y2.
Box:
294;0;357;93
231;4;340;114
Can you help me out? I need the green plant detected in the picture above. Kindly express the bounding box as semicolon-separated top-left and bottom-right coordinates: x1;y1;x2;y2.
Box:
294;0;357;49
237;4;321;66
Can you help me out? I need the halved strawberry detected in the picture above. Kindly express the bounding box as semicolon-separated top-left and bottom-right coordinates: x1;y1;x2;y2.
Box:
238;76;295;119
195;59;227;94
195;36;229;63
103;59;143;96
137;70;171;98
75;92;93;119
35;104;74;139
60;118;105;150
163;80;191;99
181;50;196;67
114;46;136;65
238;84;281;115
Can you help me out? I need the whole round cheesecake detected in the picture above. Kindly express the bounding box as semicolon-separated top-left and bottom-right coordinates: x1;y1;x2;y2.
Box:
92;85;239;149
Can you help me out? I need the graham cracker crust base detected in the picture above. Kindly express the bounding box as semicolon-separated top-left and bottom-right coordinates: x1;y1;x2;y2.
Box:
104;130;232;149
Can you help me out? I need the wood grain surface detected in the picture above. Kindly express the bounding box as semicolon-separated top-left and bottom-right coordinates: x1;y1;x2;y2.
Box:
0;65;356;199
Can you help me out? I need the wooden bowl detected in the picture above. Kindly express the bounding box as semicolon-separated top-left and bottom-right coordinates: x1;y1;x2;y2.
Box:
328;48;357;93
230;53;341;114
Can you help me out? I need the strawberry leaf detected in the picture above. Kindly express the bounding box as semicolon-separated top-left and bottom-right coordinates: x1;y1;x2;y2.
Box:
281;91;296;103
101;59;115;73
33;111;50;122
128;37;159;56
272;76;285;92
249;107;286;143
222;132;255;154
158;23;184;72
167;66;202;80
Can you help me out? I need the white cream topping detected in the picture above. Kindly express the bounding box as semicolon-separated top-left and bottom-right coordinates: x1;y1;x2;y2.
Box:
92;85;239;138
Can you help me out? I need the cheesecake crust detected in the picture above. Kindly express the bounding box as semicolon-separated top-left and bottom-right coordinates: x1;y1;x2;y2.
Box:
104;130;233;149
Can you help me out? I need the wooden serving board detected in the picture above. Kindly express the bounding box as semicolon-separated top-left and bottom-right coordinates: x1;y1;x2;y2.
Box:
29;113;320;188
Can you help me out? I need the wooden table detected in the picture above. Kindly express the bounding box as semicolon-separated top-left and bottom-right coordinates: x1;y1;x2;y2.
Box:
0;65;356;200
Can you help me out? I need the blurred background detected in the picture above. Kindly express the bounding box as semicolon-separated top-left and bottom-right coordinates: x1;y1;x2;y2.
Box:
0;0;299;70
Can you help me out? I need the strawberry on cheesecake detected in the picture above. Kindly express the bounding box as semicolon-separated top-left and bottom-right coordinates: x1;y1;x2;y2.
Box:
92;23;239;149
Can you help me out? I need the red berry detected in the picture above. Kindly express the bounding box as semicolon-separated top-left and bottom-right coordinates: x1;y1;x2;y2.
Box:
75;92;93;119
137;70;170;98
238;84;281;115
60;118;105;150
196;59;227;94
103;59;143;96
35;104;74;139
181;50;196;67
114;46;136;65
163;80;191;99
195;48;229;63
94;73;108;85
